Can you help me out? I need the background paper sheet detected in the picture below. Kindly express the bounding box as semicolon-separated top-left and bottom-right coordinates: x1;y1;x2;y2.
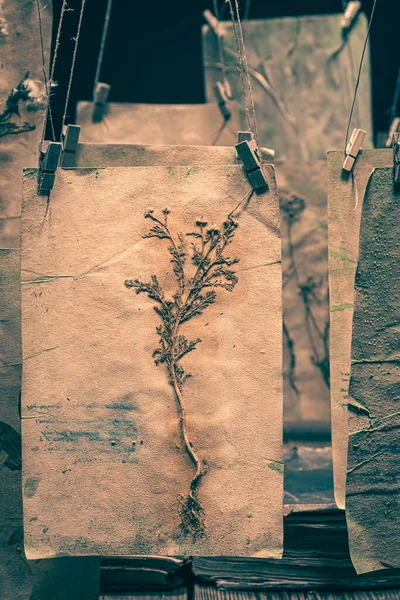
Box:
63;142;274;168
276;161;330;434
0;0;51;248
77;102;240;146
327;149;392;509
346;168;400;574
0;249;100;599
21;165;283;558
202;14;372;160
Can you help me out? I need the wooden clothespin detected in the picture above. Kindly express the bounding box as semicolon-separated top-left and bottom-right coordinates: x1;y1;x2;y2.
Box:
214;79;232;121
60;124;81;168
237;131;253;144
235;133;268;191
235;131;252;159
341;1;362;32
385;117;400;148
38;142;62;195
393;132;400;183
203;9;226;38
93;82;111;122
342;128;366;172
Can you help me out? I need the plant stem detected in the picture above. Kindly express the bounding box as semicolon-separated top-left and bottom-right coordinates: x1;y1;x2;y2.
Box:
170;362;203;482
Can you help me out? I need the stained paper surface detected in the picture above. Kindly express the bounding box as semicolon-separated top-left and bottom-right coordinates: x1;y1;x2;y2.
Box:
346;168;400;574
327;149;392;509
77;102;240;147
276;161;330;432
0;0;51;248
21;165;283;558
203;14;372;159
0;250;100;598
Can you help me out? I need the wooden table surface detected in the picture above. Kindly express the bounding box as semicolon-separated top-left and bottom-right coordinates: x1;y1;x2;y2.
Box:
100;586;400;600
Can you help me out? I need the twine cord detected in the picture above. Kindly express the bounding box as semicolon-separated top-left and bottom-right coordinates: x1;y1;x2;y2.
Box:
93;0;113;96
227;0;260;150
212;0;227;83
389;66;400;128
61;0;87;134
344;0;378;152
36;0;59;150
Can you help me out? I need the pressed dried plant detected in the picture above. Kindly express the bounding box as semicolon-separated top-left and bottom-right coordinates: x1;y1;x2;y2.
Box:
125;207;240;538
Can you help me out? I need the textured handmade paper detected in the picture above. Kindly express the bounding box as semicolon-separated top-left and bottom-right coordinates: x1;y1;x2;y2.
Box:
0;0;51;248
77;102;240;147
276;161;330;433
202;14;372;159
0;250;100;598
346;168;400;574
21;165;283;558
327;149;392;509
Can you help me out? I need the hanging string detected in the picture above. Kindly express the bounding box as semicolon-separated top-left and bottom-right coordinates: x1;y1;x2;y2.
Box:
389;66;400;128
37;0;70;153
93;0;113;96
36;0;57;150
344;0;378;152
243;0;251;20
226;0;260;149
211;0;228;84
61;0;87;135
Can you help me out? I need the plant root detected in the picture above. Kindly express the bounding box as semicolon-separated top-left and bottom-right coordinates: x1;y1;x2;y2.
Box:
178;460;208;539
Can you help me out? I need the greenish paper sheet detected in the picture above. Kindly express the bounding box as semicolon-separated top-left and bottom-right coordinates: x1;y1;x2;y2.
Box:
327;149;392;510
346;168;400;574
0;0;52;249
21;165;283;558
202;14;372;159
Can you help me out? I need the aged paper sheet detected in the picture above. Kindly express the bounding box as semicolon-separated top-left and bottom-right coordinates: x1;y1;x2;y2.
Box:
0;249;100;598
3;146;245;589
327;149;392;509
22;165;283;558
346;168;400;574
203;14;372;159
77;102;240;147
0;0;51;248
276;161;330;433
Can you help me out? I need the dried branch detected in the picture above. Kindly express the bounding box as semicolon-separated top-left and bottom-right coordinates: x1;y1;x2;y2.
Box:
125;208;240;538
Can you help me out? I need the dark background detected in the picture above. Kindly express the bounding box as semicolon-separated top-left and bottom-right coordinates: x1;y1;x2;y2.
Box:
50;0;399;143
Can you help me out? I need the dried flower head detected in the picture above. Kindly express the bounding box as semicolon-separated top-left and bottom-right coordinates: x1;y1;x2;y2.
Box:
280;191;306;223
207;224;220;235
196;218;208;227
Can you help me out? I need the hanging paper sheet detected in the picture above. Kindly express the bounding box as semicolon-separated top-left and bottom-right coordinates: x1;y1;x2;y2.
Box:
0;0;52;248
76;102;240;146
21;165;283;558
2;145;249;586
327;149;392;509
202;14;372;159
346;167;400;574
276;160;330;435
